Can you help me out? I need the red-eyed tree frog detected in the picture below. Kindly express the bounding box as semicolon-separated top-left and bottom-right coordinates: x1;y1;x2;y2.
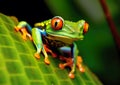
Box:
15;16;89;79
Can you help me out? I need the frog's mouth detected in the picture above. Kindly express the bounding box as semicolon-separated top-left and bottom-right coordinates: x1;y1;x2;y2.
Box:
47;34;84;44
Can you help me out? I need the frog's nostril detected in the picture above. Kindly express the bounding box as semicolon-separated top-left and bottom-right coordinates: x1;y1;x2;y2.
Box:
83;22;89;34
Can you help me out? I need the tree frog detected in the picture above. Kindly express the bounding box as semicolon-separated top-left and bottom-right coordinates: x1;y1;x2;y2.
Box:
15;16;89;79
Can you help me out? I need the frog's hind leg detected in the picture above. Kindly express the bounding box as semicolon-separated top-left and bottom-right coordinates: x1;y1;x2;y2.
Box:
15;21;32;40
68;43;85;78
43;45;57;58
59;56;75;79
59;43;85;79
58;44;77;79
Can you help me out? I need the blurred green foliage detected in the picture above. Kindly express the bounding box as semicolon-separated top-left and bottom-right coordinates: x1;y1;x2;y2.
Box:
44;0;120;85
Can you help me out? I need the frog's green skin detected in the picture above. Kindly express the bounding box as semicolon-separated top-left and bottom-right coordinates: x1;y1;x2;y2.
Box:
15;16;88;79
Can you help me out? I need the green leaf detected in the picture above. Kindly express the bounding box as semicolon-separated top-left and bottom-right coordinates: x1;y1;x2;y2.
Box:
0;13;102;85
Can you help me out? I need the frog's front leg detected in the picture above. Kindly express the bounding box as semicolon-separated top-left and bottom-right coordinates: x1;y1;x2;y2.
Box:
32;28;50;65
15;21;33;40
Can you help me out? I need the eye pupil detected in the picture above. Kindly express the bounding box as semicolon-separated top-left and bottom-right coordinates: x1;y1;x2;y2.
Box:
51;16;64;30
55;21;58;27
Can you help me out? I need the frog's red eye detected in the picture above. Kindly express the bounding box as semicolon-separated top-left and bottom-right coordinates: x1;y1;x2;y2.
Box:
83;22;89;34
51;16;63;30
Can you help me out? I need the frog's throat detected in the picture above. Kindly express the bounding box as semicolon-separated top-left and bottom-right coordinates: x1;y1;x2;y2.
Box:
47;34;82;44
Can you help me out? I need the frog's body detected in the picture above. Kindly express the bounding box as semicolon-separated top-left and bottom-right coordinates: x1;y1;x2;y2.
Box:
15;16;89;79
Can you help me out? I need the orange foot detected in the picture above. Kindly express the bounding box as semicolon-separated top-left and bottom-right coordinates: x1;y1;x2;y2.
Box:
15;26;32;41
59;63;65;69
14;26;20;32
69;73;75;79
22;35;27;40
44;58;50;65
79;67;85;73
34;53;40;59
27;33;33;41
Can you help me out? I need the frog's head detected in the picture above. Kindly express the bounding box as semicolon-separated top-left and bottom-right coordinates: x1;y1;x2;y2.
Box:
46;16;89;44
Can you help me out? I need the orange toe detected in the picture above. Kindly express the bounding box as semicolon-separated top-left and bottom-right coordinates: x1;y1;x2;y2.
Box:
14;26;20;32
44;58;50;65
34;53;40;59
69;73;75;79
22;35;27;40
29;37;33;41
59;63;65;69
79;67;85;73
77;56;83;63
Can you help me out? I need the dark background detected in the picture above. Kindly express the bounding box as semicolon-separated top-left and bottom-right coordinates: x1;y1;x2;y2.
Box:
0;0;53;25
0;0;120;85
